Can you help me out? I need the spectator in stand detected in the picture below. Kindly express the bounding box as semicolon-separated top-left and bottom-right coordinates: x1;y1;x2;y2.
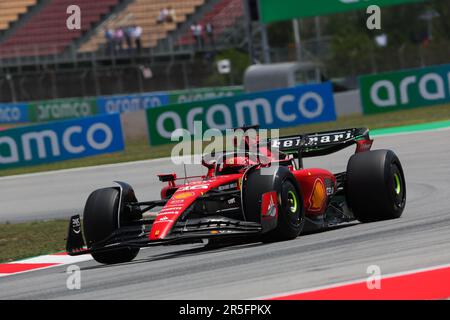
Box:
124;26;134;51
104;27;115;54
131;25;143;53
166;6;176;23
114;27;125;52
191;22;203;50
206;23;214;48
157;8;168;24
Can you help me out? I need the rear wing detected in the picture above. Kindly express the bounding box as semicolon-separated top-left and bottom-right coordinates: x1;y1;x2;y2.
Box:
270;128;372;158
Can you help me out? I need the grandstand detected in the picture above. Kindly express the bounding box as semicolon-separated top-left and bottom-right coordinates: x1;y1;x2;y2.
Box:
0;0;121;57
78;0;205;53
0;0;242;60
0;0;246;102
175;0;243;47
0;0;37;31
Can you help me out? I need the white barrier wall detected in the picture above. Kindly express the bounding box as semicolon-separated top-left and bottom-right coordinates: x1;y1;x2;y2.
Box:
120;110;149;141
334;90;362;117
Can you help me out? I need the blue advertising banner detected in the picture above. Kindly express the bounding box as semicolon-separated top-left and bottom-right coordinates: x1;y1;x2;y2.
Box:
97;92;169;114
147;83;337;145
0;103;29;124
0;114;124;169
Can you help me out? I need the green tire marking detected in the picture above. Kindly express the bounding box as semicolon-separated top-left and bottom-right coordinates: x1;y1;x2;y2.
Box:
394;173;401;195
287;190;298;213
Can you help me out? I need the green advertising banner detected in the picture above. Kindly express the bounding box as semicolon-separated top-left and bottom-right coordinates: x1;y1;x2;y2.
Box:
360;63;450;114
147;83;337;146
259;0;425;23
28;98;98;122
168;86;243;104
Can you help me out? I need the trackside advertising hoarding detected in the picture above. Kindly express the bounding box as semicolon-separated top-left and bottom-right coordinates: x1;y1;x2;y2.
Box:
0;114;124;169
28;98;98;123
96;92;169;114
0;103;29;124
168;86;243;104
0;86;244;124
259;0;425;23
146;83;336;145
97;87;243;114
360;64;450;114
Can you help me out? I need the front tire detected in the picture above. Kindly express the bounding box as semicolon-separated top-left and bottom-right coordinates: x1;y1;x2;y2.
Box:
263;180;304;242
83;188;140;264
245;166;305;242
346;149;406;223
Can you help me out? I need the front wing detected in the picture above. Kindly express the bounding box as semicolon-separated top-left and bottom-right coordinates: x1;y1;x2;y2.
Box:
66;214;262;256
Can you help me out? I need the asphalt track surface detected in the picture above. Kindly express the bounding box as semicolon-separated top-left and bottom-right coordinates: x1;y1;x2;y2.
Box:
1;129;450;299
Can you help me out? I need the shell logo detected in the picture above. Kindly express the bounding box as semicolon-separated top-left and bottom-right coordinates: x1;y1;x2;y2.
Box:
174;191;195;200
309;179;327;211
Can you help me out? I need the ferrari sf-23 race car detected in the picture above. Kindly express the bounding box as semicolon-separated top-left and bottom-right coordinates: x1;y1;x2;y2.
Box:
66;127;406;265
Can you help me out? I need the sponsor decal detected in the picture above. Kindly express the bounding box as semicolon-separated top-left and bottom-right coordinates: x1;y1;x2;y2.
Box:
0;104;29;124
272;130;356;151
161;206;183;210
324;178;335;196
71;217;81;234
178;184;210;191
174;192;195;199
147;83;336;145
218;182;238;191
189;180;210;185
304;131;355;146
168;199;185;204
158;210;180;215
154;216;174;224
261;191;278;218
0;114;124;169
360;63;450;114
309;179;327;211
272;137;303;150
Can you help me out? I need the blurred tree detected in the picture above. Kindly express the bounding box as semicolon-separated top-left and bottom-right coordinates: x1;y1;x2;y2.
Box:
262;0;450;77
431;0;450;40
268;21;293;47
326;0;450;76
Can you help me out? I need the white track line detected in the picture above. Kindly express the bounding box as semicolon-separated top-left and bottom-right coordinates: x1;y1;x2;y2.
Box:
253;262;450;300
0;253;93;278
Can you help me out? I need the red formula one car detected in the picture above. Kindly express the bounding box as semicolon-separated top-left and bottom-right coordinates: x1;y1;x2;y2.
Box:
66;127;406;265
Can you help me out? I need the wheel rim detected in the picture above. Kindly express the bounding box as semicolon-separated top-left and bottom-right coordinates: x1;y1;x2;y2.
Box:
394;173;401;195
391;164;405;208
287;190;298;214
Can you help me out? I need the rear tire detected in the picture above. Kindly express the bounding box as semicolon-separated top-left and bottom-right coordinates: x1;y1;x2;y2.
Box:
346;150;406;223
83;188;140;264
